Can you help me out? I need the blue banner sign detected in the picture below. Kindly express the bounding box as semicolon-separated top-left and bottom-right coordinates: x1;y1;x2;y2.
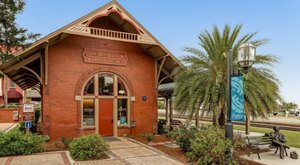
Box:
231;76;245;121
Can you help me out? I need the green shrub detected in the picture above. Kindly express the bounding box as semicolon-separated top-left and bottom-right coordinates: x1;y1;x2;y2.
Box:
157;119;166;134
158;100;165;109
61;137;73;148
166;130;180;140
142;133;154;142
70;134;108;161
233;133;246;150
0;104;21;108
0;130;44;156
186;126;233;165
7;104;20;108
175;125;198;152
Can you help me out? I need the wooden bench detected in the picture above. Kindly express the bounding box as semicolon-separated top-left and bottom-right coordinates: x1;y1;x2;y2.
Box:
246;136;273;159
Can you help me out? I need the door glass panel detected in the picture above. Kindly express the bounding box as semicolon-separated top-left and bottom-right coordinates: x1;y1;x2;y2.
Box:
117;99;127;125
99;74;114;96
83;98;95;126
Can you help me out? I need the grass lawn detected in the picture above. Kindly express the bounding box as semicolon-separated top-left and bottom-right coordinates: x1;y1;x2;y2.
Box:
159;116;300;148
234;125;300;148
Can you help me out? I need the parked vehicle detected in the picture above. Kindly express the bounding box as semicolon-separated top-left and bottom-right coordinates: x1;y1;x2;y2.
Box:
289;109;300;116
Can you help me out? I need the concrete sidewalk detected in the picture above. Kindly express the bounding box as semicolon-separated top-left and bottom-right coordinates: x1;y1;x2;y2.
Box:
0;137;183;165
242;147;300;165
0;123;18;133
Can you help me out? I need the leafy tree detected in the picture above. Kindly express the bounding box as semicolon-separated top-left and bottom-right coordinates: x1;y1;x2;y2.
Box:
174;25;281;127
0;0;40;107
281;102;298;111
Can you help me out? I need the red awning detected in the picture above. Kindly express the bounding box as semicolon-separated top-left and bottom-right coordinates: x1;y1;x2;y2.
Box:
8;90;22;99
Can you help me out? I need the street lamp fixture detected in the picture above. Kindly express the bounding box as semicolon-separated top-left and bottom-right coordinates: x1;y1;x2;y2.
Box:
225;43;256;140
238;43;256;68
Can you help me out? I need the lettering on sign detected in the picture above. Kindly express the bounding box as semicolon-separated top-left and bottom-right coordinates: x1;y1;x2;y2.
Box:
83;48;128;66
23;112;35;121
23;103;34;113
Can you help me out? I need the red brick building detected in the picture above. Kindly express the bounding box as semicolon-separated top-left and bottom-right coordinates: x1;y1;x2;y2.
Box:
0;76;23;105
0;1;181;140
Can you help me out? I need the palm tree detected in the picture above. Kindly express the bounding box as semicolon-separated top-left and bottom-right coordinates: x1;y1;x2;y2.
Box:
173;24;281;127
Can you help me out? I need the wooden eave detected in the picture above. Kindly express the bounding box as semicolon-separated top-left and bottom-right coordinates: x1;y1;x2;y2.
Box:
0;1;182;89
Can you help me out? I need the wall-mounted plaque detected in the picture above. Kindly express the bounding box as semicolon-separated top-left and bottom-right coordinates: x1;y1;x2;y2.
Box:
83;48;128;66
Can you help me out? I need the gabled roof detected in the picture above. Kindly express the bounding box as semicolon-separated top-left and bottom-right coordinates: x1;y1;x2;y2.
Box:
0;0;182;89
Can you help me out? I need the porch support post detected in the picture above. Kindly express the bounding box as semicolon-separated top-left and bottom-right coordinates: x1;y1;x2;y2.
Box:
169;95;173;123
165;97;169;129
154;60;158;88
40;56;44;85
44;42;49;85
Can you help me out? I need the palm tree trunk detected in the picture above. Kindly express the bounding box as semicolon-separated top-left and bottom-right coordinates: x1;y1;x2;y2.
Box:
245;109;250;135
244;102;251;135
195;107;199;127
218;101;226;127
212;108;218;126
218;108;226;128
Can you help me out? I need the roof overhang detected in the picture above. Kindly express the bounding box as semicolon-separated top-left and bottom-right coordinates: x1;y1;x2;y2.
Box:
0;1;183;90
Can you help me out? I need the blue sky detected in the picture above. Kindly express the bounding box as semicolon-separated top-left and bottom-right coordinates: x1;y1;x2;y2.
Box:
17;0;300;106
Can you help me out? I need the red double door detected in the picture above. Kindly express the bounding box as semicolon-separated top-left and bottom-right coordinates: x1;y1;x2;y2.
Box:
99;99;113;136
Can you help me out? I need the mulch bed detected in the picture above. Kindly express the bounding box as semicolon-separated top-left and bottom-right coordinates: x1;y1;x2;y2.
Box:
132;134;265;165
43;141;110;161
132;134;190;164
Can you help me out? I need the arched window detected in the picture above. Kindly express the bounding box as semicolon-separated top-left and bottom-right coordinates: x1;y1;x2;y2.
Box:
81;73;130;127
118;78;127;96
83;77;94;95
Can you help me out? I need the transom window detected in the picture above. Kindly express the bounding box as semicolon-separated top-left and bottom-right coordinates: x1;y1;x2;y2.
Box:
98;74;114;96
81;73;130;127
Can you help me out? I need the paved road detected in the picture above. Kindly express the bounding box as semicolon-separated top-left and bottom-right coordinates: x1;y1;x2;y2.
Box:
256;117;300;124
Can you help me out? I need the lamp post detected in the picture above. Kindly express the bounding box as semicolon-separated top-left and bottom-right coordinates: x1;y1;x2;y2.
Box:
225;43;256;140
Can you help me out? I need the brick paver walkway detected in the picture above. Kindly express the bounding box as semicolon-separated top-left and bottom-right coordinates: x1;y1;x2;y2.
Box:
74;137;183;165
1;137;182;165
1;152;70;165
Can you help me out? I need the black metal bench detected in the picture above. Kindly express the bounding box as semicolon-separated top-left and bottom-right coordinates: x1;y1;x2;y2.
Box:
246;136;273;159
247;135;289;159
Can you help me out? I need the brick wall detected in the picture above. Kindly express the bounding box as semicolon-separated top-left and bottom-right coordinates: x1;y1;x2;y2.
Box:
42;34;157;140
0;108;21;123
